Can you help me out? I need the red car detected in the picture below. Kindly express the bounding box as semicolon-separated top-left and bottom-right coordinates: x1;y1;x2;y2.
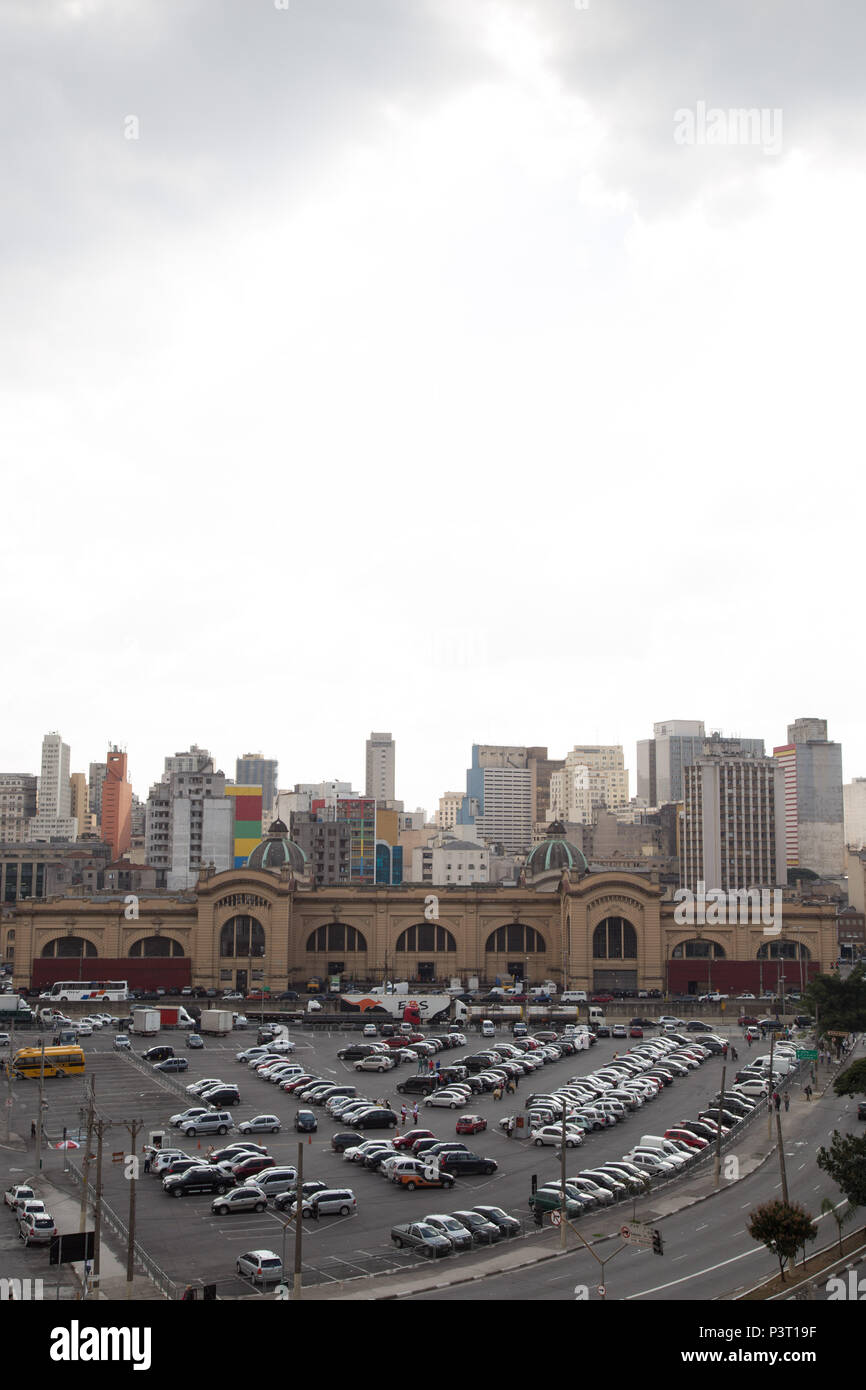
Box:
393;1128;434;1150
737;1015;759;1026
383;1037;408;1049
629;1026;644;1038
456;1115;487;1136
230;1154;276;1179
591;993;614;1004
664;1127;708;1151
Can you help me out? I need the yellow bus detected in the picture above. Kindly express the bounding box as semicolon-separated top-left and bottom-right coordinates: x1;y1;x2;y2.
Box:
7;1045;86;1080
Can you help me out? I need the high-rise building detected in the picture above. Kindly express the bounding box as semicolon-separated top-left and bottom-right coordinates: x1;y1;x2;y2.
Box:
681;752;786;892
773;719;844;878
88;761;107;821
436;793;464;831
637;721;705;805
844;779;866;850
145;753;233;889
28;733;77;841
548;746;629;823
365;733;395;804
0;774;37;843
475;767;533;854
69;773;92;837
235;754;278;821
101;748;133;859
310;795;377;884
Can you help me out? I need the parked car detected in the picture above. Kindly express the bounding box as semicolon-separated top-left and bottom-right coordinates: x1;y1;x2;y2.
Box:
289;1188;357;1218
422;1213;473;1252
212;1185;268;1215
143;1045;174;1063
236;1249;283;1283
390;1222;453;1257
164;1167;236;1197
294;1110;317;1132
187;1034;204;1049
18;1211;58;1246
436;1151;498;1177
455;1114;487;1135
113;1035;131;1051
237;1115;282;1135
4;1185;36;1212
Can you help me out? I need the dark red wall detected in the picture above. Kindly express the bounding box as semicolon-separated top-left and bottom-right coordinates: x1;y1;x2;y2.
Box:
667;960;819;996
31;958;191;991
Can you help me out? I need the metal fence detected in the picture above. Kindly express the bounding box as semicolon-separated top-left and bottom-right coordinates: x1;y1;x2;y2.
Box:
65;1155;179;1300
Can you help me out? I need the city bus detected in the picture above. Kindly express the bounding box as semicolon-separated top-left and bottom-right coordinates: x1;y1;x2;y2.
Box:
7;1045;86;1079
39;980;129;1003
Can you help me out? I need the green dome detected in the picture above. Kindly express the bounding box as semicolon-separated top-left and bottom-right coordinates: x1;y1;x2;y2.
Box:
526;821;588;878
246;820;306;874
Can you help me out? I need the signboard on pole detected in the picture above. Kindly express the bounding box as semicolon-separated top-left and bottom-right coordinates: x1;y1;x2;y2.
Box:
796;1049;818;1060
619;1221;654;1248
550;1210;562;1226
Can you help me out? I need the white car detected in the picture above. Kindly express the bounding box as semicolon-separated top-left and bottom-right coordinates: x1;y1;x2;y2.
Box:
237;1115;281;1134
424;1090;471;1109
170;1108;210;1128
530;1125;585;1149
76;1022;93;1036
186;1078;224;1095
362;1023;379;1037
265;1039;296;1054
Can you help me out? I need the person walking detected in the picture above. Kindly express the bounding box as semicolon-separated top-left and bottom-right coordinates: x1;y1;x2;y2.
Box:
773;1091;781;1112
30;1121;36;1140
400;1105;407;1127
412;1103;419;1125
722;1043;728;1059
143;1152;151;1175
730;1045;738;1061
783;1090;790;1112
804;1084;812;1102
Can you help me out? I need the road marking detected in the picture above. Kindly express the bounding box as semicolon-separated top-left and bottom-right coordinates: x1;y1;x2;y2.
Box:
695;1223;708;1231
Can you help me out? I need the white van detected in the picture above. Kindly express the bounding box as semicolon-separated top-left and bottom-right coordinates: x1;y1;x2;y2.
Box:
561;991;588;1004
639;1134;692;1159
481;1020;495;1038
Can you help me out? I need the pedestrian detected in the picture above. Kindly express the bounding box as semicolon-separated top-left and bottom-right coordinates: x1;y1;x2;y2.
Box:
783;1090;790;1112
143;1153;151;1174
412;1103;419;1124
400;1105;407;1126
804;1084;812;1102
493;1086;501;1102
722;1044;728;1059
730;1046;738;1061
747;1035;752;1049
773;1091;781;1112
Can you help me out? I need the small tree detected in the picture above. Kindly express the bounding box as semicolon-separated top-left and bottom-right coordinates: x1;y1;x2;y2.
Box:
747;1201;816;1281
820;1196;858;1257
833;1059;866;1099
816;1130;866;1207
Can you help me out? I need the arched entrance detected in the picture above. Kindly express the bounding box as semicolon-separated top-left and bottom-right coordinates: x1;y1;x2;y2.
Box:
591;915;638;993
219;914;266;994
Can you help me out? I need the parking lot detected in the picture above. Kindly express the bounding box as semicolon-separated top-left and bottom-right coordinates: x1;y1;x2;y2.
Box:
2;1016;752;1295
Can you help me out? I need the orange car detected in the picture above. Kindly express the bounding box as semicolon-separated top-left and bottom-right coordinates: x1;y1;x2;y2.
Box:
394;1170;456;1191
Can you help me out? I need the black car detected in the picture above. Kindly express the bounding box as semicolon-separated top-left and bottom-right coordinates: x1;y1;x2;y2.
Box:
277;991;299;1000
686;1021;713;1032
337;1044;381;1061
437;1152;498;1177
472;1205;520;1237
199;1086;241;1106
143;1045;175;1063
331;1131;363;1152
163;1167;236;1197
594;1026;611;1038
353;1108;398;1130
294;1110;317;1132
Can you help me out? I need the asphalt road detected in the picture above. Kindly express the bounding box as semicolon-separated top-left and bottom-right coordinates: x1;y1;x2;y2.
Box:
0;1019;821;1297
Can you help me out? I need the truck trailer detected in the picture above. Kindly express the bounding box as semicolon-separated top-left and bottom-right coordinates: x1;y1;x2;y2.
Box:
132;1008;160;1036
199;1010;233;1035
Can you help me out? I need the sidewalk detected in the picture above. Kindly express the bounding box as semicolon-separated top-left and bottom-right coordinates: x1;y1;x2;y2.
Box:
301;1045;860;1301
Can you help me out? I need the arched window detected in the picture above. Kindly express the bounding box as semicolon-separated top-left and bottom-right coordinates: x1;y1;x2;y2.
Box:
41;936;97;958
671;939;727;959
305;924;367;952
756;941;810;960
219;916;266;958
592;917;637;959
129;937;185;957
396;924;457;953
485;924;546;953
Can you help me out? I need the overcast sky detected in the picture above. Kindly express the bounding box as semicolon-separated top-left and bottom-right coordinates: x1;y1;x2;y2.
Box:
3;0;864;813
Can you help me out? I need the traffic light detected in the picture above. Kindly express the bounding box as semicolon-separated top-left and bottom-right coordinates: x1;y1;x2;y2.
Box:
652;1229;664;1256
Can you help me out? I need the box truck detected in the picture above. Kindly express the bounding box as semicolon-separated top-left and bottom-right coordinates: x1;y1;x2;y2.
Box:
200;1010;233;1035
132;1008;160;1036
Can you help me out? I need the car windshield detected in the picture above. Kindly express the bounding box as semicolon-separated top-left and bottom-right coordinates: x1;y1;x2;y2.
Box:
415;1224;438;1238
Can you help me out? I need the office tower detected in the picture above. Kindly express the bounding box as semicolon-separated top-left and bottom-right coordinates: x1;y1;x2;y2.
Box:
69;773;91;837
681;752;786;892
637;721;706;805
459;745;553;827
101;747;133;859
436;793;464;830
28;733;77;841
236;754;278;821
0;774;37;843
145;753;233;889
773;719;844;877
475;767;533;854
365;733;395;804
548;746;629;824
88;761;107;821
844;778;866;850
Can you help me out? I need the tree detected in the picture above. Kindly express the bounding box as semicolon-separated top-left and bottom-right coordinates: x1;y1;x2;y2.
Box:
833;1059;866;1099
804;963;866;1034
816;1130;866;1207
820;1196;857;1257
746;1201;816;1281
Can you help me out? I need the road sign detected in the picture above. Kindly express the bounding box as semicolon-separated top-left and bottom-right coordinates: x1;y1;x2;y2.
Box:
597;1285;605;1296
550;1210;562;1226
796;1049;818;1060
620;1220;654;1247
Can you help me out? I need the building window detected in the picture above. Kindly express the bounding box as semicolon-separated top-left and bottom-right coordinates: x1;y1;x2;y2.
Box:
395;924;457;952
305;924;367;952
592;917;638;959
484;924;546;953
220;915;266;958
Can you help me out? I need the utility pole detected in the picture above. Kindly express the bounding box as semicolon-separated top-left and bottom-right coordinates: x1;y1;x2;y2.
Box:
714;1065;726;1188
124;1118;143;1299
79;1078;95;1235
35;1039;46;1171
92;1117;109;1297
767;1029;776;1140
560;1101;568;1250
292;1140;303;1301
775;1108;789;1204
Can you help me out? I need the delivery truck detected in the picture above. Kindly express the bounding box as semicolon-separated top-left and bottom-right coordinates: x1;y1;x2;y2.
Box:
199;1009;233;1036
157;1006;196;1029
132;1008;160;1036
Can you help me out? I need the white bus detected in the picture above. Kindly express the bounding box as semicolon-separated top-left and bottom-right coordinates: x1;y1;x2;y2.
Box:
39;980;129;1003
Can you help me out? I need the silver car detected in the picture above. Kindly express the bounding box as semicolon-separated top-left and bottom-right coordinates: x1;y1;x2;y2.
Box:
212;1185;268;1216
